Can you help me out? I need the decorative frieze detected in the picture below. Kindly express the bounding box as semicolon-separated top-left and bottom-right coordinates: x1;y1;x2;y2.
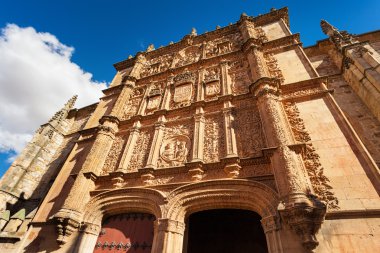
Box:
127;130;152;172
284;102;339;210
140;53;174;78
235;105;263;158
204;32;242;58
204;114;225;163
263;53;285;84
173;45;201;68
101;135;126;175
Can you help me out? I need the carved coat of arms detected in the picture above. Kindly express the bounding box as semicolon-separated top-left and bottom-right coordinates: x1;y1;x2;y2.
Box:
174;84;192;103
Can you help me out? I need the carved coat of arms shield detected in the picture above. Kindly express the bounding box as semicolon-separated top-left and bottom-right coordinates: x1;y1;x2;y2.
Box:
173;83;192;103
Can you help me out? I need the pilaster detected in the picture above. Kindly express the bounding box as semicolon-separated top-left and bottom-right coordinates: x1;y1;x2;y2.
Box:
145;116;166;169
251;77;326;251
117;121;141;172
222;101;238;158
191;107;205;162
220;61;231;95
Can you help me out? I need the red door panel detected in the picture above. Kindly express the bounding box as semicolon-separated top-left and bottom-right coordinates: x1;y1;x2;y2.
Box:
94;213;155;252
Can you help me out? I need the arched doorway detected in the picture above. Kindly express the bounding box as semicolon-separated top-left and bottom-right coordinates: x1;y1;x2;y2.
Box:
185;209;268;253
93;213;155;253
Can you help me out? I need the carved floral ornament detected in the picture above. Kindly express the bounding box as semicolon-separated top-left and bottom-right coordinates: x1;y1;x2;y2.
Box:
283;102;339;210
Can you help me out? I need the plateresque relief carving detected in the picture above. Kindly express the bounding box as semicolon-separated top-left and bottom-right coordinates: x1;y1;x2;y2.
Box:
140;53;174;78
204;114;225;163
122;87;145;120
101;135;126;175
284;102;339;209
173;45;201;68
158;124;192;168
127;130;152;172
263;53;285;83
235;104;263;158
145;83;164;114
203;66;221;99
204;32;242;58
170;71;196;109
228;60;252;94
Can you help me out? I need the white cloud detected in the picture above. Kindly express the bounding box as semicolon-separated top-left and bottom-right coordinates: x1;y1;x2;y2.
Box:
0;24;107;156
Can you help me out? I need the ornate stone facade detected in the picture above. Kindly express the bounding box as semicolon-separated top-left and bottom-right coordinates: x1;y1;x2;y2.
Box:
1;7;380;253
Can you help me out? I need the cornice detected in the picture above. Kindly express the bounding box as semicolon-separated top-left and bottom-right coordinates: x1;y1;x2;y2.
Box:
262;33;301;52
113;7;289;72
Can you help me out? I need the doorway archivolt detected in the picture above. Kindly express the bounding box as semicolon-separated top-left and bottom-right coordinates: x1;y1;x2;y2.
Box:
165;179;279;222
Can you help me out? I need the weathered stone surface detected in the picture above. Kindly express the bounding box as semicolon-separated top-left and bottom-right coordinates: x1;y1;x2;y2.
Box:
1;7;380;253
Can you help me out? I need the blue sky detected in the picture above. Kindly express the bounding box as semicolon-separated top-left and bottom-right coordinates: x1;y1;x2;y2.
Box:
0;0;379;176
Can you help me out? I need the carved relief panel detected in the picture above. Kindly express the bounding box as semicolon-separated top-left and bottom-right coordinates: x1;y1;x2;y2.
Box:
203;114;225;163
263;53;285;83
203;66;221;100
169;71;196;109
235;102;263;158
204;32;243;58
101;135;127;175
122;87;145;120
228;60;252;95
140;53;174;78
173;45;201;68
157;123;192;168
127;129;153;172
145;82;164;115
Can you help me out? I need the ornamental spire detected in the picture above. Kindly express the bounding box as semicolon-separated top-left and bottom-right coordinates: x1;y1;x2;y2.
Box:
320;20;356;49
49;95;77;124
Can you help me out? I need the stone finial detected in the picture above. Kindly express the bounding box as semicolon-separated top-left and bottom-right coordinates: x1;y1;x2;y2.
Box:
128;55;133;59
64;95;78;111
49;95;77;124
320;20;356;49
146;44;155;52
191;27;197;36
320;20;337;37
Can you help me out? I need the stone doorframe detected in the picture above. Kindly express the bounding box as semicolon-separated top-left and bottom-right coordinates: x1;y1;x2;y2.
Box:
75;179;282;253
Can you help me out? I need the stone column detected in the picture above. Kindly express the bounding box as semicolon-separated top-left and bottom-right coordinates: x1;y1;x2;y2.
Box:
54;116;119;245
191;107;205;162
145;116;166;169
151;219;185;253
251;78;326;252
117;121;141;172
